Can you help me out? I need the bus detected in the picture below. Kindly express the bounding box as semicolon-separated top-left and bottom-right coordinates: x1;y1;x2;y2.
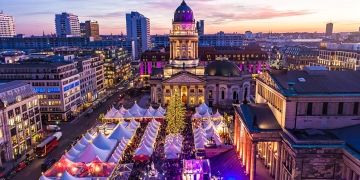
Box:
34;135;59;157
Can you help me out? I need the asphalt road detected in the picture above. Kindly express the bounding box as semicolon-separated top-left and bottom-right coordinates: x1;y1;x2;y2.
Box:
12;88;127;180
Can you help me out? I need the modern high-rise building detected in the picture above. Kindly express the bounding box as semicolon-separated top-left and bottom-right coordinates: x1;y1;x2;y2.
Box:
80;20;100;40
196;20;205;36
126;12;151;60
0;12;16;37
325;22;333;36
55;12;81;37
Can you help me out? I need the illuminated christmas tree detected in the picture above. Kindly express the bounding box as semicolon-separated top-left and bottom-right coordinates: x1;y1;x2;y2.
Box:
166;92;186;135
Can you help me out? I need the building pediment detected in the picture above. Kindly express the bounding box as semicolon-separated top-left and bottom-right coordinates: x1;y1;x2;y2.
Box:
163;72;204;84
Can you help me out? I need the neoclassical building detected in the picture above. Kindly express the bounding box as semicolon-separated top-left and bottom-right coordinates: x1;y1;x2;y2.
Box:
150;0;251;108
233;68;360;180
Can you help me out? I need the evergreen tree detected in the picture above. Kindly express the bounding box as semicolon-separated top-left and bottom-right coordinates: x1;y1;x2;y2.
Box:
166;92;186;135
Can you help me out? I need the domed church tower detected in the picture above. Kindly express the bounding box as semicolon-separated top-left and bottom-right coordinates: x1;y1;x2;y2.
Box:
169;0;199;68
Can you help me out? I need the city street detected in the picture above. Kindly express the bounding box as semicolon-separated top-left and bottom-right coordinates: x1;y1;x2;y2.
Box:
11;85;140;180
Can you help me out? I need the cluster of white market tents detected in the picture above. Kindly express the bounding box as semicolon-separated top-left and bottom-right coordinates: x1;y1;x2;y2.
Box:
192;103;224;150
40;119;140;180
191;103;224;121
164;134;183;159
104;102;166;121
133;119;161;161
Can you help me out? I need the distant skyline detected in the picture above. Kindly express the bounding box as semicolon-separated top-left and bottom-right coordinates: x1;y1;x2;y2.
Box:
1;0;360;35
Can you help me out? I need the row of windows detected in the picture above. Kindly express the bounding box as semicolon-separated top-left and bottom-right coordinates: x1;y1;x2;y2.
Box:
257;84;283;112
303;102;359;116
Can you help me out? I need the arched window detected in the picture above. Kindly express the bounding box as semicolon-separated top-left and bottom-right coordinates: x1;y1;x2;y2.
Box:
233;91;237;100
221;91;225;100
244;87;248;100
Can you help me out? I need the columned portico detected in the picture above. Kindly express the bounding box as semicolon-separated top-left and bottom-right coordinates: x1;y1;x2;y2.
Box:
234;103;282;180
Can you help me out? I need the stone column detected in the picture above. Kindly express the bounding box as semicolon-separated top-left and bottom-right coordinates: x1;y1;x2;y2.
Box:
246;137;251;175
275;142;282;180
234;118;238;148
242;131;247;166
237;123;242;154
250;142;258;180
352;172;358;180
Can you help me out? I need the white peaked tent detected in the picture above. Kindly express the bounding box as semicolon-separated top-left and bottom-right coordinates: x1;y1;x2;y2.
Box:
92;133;117;150
66;147;81;159
196;103;212;115
148;106;156;114
119;105;127;114
202;110;212;120
157;105;166;114
194;136;206;149
164;134;183;159
153;110;165;118
135;143;153;156
144;109;155;118
61;171;91;180
129;102;146;115
123;110;133;119
128;119;139;130
73;144;110;163
104;106;117;118
211;110;223;120
112;111;124;119
72;140;87;152
108;123;133;141
192;112;202;119
39;175;53;180
84;132;95;141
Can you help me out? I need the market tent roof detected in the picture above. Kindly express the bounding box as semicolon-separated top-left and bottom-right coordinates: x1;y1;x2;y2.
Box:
202;110;212;119
105;106;118;118
119;105;128;114
211;110;223;120
39;175;52;180
192;112;202;119
129;102;146;115
153;110;165;118
123;110;134;119
73;143;111;163
108;123;133;141
194;137;206;149
157;105;166;114
66;147;81;159
72;141;87;152
112;111;124;119
92;133;117;150
143;109;155;117
79;136;91;147
60;171;91;180
148;106;156;114
135;143;153;156
196;103;212;115
84;132;95;141
128;119;140;130
44;156;84;177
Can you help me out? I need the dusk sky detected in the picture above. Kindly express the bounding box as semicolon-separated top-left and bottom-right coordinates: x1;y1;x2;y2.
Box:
1;0;360;35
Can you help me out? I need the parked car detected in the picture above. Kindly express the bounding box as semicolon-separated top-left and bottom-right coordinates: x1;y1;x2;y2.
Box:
15;161;27;172
41;158;57;172
46;125;61;132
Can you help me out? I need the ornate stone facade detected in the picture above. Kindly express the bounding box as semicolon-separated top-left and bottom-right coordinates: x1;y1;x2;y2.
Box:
149;0;251;108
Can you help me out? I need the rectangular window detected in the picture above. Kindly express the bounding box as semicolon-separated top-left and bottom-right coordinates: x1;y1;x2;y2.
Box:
307;102;313;115
338;102;344;115
322;102;328;115
354;102;359;115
